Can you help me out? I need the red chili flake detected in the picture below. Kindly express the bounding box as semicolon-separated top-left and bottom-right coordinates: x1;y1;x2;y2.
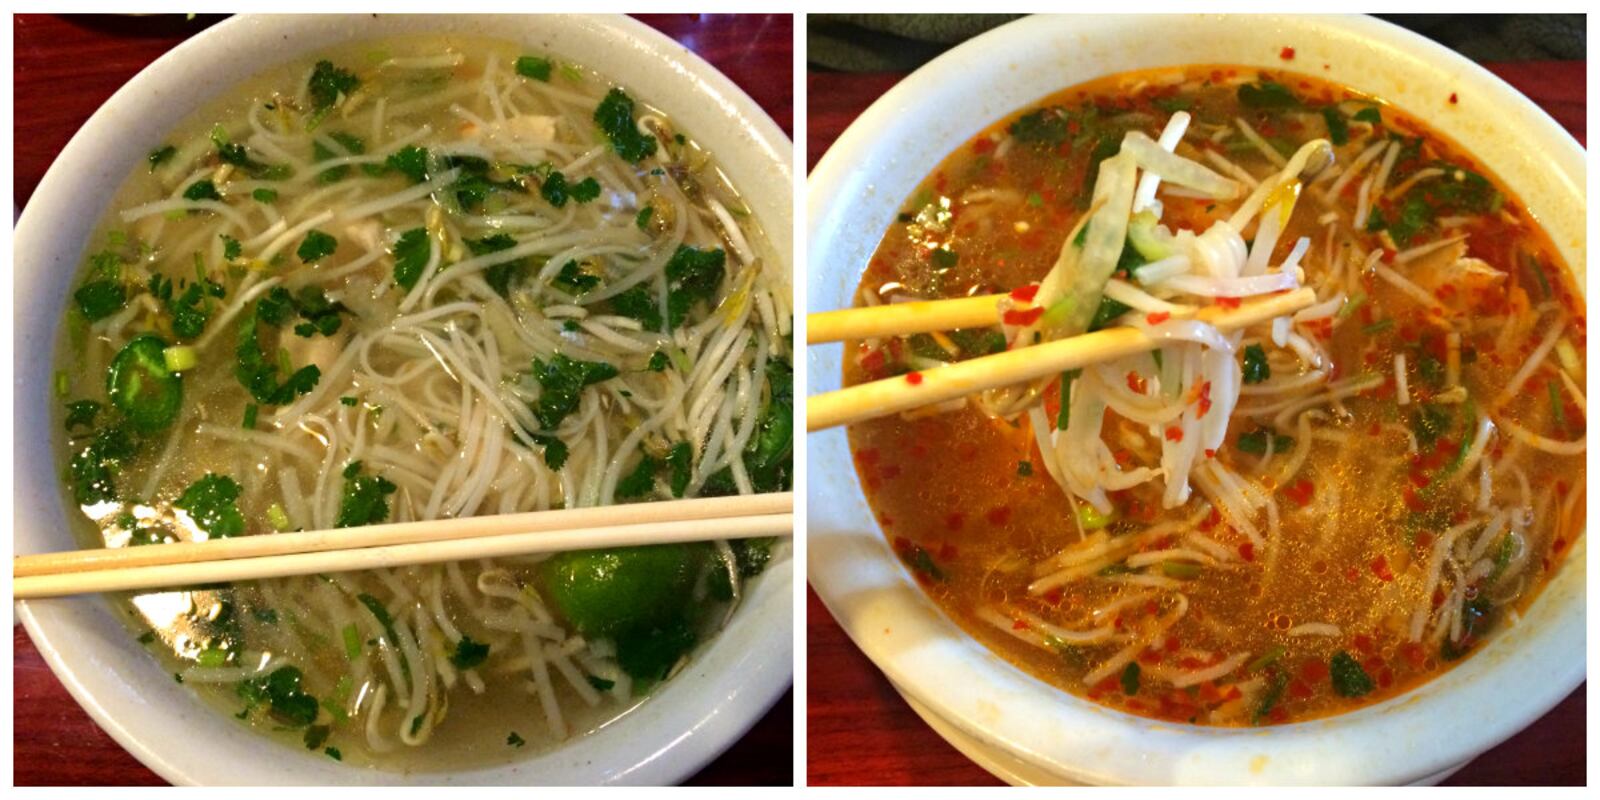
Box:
944;512;965;531
938;542;959;560
1354;634;1376;654
1431;587;1446;608
1146;311;1171;325
1010;284;1040;303
1370;556;1396;582
1378;668;1394;688
855;448;880;466
1204;448;1216;459
973;137;997;155
1043;587;1064;605
1202;507;1222;529
1164;425;1184;442
1002;306;1045;327
1238;542;1256;562
1283;478;1315;507
1280;46;1296;60
1126;371;1148;393
879;513;892;526
859;348;886;377
1403;486;1426;512
1197;381;1213;418
879;464;901;480
905;371;924;386
1215;296;1242;309
1399;642;1427;668
1449;92;1459;104
1288;680;1314;700
986;506;1012;526
1139;649;1164;666
1012;619;1029;631
1299;659;1329;683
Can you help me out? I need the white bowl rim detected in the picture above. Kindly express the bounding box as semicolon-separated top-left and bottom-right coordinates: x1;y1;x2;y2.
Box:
807;13;1584;786
15;12;793;786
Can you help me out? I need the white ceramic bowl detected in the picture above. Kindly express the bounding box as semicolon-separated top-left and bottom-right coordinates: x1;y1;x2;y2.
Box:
807;14;1584;786
14;13;793;785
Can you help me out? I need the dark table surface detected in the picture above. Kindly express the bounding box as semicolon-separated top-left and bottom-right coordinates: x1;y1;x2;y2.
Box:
12;12;792;787
806;59;1586;786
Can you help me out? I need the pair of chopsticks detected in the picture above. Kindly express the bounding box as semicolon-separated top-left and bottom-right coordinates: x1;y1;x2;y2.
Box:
806;288;1316;431
15;492;791;599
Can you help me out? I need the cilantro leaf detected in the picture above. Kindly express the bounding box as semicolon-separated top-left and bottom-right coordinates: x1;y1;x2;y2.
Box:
148;145;177;171
74;280;127;321
296;230;337;263
336;462;397;527
308;60;360;113
616;455;659;499
610;283;663;331
550;260;600;296
515;56;552;82
531;354;620;430
1242;343;1270;384
449;635;490;669
391;228;431;291
385;145;430;184
593;88;658;164
174;473;246;537
1238;81;1300;109
664;245;726;329
183;180;221;202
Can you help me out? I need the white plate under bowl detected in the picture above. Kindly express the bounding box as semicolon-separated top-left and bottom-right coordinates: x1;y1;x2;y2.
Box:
14;13;793;786
807;13;1584;786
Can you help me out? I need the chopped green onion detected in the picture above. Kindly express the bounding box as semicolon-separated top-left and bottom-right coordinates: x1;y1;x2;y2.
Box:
1120;661;1141;695
242;403;258;430
266;503;292;532
342;623;362;661
1549;380;1566;429
162;345;199;372
1361;318;1395;335
1247;644;1287;672
1076;502;1114;531
196;648;230;668
1337;292;1367;320
1161;561;1200;579
54;370;70;397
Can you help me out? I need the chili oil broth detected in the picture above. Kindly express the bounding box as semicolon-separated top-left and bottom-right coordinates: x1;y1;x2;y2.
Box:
844;65;1585;726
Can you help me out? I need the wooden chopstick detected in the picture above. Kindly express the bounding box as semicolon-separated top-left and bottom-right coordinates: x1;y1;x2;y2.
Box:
15;493;791;599
806;288;1315;431
807;294;1005;344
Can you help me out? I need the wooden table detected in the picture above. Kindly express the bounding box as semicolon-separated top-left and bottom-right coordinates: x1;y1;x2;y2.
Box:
806;60;1586;787
12;13;792;787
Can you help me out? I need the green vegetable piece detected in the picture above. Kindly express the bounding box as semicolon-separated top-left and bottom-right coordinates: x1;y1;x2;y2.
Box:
107;334;183;432
336;461;397;527
1120;661;1141;695
235;300;322;405
507;732;527;748
64;399;102;431
551;259;601;296
666;442;692;498
1353;106;1383;124
1329;650;1374;697
296;230;337;263
69;425;137;505
1253;669;1290;724
541;544;703;638
385;145;430;183
449;635;490;670
391;228;431;291
615;616;697;684
74;280;127;321
253;188;278;203
532;434;568;470
307;60;360;113
174;473;246;537
616;455;658;499
148;145;177;171
515;56;553;82
1238;81;1299;109
183;180;221;202
1236;429;1294;455
1242;343;1271;384
1320;106;1350;146
664;245;726;329
635;205;654;230
647;351;669;372
593;88;658;164
531;354;620;430
610;283;663;331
